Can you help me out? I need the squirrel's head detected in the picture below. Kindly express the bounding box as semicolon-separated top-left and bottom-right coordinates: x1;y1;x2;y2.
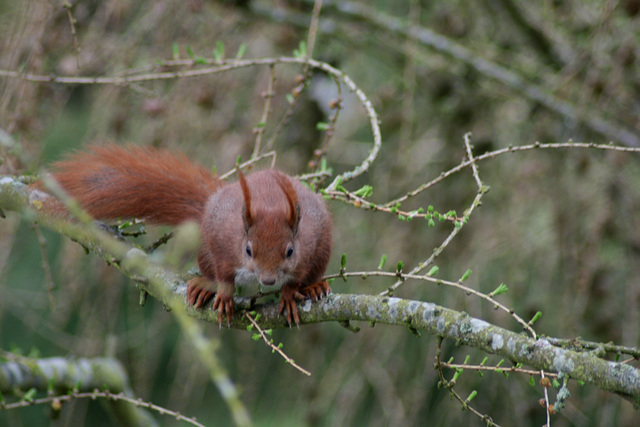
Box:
238;169;300;287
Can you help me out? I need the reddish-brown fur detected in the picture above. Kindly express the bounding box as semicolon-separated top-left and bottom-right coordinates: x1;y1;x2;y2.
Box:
44;144;333;325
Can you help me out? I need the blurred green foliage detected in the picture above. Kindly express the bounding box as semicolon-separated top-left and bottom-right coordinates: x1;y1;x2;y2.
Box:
1;1;639;426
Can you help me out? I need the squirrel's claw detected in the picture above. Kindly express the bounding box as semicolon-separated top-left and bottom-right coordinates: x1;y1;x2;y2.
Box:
186;278;215;308
279;281;332;326
300;280;332;301
187;278;234;327
279;285;305;326
212;292;234;327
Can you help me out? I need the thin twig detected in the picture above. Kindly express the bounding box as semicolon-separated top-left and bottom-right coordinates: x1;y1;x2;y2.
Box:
309;73;342;172
306;0;323;58
0;390;206;427
245;312;311;376
32;223;56;309
435;337;500;427
440;362;559;378
219;150;277;180
386;141;640;207
62;1;81;69
252;64;276;158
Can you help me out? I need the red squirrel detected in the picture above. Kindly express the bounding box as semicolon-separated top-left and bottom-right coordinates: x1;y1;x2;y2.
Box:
44;144;333;325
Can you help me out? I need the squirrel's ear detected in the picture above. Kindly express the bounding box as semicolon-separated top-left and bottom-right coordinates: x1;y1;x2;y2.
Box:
276;173;299;232
237;168;253;230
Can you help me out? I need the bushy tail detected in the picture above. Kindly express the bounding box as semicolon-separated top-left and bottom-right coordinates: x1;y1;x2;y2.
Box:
46;144;222;225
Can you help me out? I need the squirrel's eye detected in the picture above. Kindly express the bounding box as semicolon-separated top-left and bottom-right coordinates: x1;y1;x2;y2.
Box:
286;245;294;258
246;245;252;258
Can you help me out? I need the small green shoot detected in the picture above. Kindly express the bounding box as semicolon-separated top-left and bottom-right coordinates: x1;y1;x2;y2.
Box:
293;41;307;58
236;43;247;59
490;283;509;297
528;311;543;325
353;185;373;198
213;40;225;62
378;254;387;269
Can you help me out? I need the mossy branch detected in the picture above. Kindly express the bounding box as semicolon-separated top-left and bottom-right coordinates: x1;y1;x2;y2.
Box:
0;356;156;426
2;176;639;408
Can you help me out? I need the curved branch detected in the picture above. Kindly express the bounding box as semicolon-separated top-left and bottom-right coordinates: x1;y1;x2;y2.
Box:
0;56;382;187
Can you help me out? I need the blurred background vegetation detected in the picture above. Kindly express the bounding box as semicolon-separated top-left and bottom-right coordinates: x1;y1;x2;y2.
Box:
1;1;639;426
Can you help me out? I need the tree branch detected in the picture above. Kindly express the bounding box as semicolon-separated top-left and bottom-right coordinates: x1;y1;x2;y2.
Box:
2;175;639;407
0;356;156;426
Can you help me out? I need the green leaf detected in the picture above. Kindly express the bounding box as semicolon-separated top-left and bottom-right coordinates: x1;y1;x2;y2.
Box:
460;269;472;282
251;334;260;341
466;390;477;402
185;45;195;58
529;375;535;387
427;266;439;277
316;121;330;131
341;253;347;269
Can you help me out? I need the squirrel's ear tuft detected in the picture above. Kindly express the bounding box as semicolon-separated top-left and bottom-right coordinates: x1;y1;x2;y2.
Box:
275;173;300;232
237;168;253;229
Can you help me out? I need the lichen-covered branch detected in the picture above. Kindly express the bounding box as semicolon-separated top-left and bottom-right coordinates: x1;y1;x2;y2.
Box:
0;356;156;426
2;176;639;407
